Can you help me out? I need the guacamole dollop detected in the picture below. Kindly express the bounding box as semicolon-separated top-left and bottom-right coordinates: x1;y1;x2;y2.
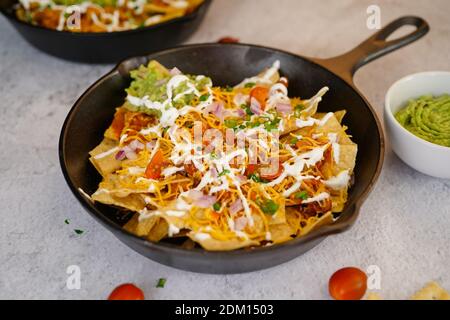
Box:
395;94;450;147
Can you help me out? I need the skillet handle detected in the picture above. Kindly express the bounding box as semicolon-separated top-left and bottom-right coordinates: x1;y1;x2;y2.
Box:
313;16;429;84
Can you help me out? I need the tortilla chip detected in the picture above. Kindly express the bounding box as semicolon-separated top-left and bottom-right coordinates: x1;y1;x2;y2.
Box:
334;110;347;123
92;188;146;212
89;138;122;177
336;144;358;174
147;218;169;242
187;232;258;251
411;282;450;300
298;211;334;237
269;223;296;244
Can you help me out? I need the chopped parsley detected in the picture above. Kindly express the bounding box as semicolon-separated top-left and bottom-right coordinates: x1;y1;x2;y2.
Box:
213;202;221;211
256;199;279;215
64;219;70;225
74;229;84;235
156;278;166;288
294;191;309;200
290;137;299;145
218;169;230;177
244;82;256;88
199;93;210;101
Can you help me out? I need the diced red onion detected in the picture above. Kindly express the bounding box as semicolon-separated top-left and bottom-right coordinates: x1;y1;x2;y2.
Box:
210;167;218;178
236;108;246;117
187;190;204;200
115;150;126;161
229;199;243;215
204;101;226;121
276;102;292;115
170;67;182;75
125;150;137;160
234;216;248;231
250;97;263;115
146;141;156;150
195;195;217;208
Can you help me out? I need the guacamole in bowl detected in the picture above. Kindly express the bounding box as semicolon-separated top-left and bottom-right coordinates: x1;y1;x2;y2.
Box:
395;94;450;148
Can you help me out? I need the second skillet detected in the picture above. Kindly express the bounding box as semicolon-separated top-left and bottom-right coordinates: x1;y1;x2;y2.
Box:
60;16;429;273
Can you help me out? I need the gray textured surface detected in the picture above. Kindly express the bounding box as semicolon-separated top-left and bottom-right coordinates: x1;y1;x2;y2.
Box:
0;0;449;300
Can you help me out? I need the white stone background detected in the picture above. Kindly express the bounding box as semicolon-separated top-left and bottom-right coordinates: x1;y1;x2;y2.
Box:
0;0;449;300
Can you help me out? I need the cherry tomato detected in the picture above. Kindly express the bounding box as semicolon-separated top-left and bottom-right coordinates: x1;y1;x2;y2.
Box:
218;36;240;44
249;86;269;109
108;283;144;300
110;108;126;140
329;267;367;300
145;149;165;179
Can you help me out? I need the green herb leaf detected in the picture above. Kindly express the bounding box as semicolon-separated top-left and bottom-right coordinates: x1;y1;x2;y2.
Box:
64;219;70;225
294;191;308;200
244;82;256;88
256;199;279;215
199;93;210;101
218;169;230;177
74;229;84;235
213;202;221;211
156;278;166;288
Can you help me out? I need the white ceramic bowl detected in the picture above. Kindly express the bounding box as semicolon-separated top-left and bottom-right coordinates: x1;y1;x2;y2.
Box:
384;71;450;179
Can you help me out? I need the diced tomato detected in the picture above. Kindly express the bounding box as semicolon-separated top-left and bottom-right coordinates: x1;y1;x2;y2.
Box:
110;109;126;140
145;150;165;180
245;164;258;176
108;283;144;300
250;86;269;109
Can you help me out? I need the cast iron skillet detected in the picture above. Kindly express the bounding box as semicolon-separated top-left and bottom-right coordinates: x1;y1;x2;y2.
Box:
0;0;211;63
60;16;429;274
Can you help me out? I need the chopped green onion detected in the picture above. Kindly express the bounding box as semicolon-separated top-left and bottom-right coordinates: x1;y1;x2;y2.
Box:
199;93;210;101
294;191;309;200
242;104;254;116
224;119;238;128
256;199;279;215
64;219;70;225
213;202;221;211
294;104;305;117
290;137;299;145
74;229;84;235
156;278;166;288
218;169;230;177
244;82;256;88
225;86;233;92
